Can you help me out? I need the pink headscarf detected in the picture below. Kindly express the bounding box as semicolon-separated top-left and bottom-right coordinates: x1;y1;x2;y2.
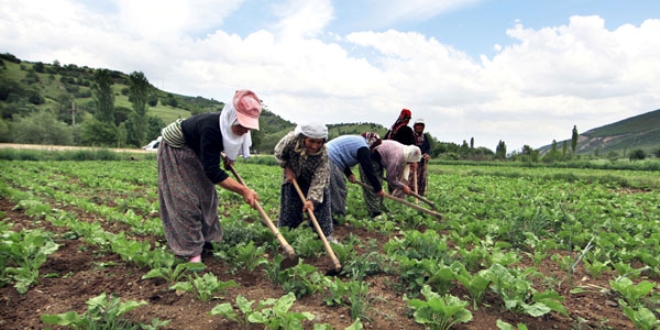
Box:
361;132;382;151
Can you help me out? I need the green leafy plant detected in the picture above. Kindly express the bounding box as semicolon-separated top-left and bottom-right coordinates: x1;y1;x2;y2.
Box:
40;292;159;329
289;228;325;258
280;263;323;298
322;276;352;307
454;262;492;310
622;304;660;330
341;251;392;279
109;232;153;269
170;273;239;301
246;292;315;329
405;285;473;330
213;241;268;274
582;258;610;279
264;254;288;286
209;294;255;328
496;319;528;330
210;292;315;330
348;281;376;322
142;261;205;284
610;276;656;309
487;264;567;317
1;229;60;294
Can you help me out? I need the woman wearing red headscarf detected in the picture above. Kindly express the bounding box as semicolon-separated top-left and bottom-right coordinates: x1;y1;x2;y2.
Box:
385;108;415;145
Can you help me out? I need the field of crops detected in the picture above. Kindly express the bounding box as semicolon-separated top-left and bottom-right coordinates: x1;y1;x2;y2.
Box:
1;158;659;330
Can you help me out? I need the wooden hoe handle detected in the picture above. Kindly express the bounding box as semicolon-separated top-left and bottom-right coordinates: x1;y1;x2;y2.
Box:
228;164;296;259
355;181;443;219
290;179;342;272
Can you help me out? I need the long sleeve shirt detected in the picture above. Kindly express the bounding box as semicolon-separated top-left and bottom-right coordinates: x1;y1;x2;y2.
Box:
326;135;382;191
274;131;330;204
415;132;431;155
180;112;229;184
374;140;407;189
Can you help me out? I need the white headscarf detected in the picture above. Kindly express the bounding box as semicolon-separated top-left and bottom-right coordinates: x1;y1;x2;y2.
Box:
294;122;328;140
293;122;328;158
219;101;252;161
401;145;421;181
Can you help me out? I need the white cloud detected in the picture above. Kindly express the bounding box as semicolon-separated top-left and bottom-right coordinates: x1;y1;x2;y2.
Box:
0;0;658;152
115;0;244;39
272;0;334;39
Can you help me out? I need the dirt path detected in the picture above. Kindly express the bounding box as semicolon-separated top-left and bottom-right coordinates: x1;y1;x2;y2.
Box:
0;143;150;153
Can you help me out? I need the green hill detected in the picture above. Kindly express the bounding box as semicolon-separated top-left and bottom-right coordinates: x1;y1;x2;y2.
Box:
539;108;660;156
0;53;299;148
577;109;660;155
0;52;397;151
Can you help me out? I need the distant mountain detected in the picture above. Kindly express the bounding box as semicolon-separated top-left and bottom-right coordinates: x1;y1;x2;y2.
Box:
539;108;660;155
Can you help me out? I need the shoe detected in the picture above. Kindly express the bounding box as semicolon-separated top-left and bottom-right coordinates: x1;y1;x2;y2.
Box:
188;255;202;263
326;235;339;244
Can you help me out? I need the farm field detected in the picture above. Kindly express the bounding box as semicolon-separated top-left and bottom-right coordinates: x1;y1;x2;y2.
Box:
1;158;659;330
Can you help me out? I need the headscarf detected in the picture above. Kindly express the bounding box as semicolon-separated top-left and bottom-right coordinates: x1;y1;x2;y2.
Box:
385;108;412;140
219;101;252;161
293;122;328;158
403;145;422;163
294;122;328;140
361;132;382;151
413;118;425;145
401;144;421;180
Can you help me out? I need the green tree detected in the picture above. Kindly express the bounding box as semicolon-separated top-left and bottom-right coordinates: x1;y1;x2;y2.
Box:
628;149;646;161
128;71;152;146
92;69;115;123
0;119;10;142
55;93;84;125
113;106;133;126
495;140;507;159
11;112;73;145
470;137;474;149
79;119;120;146
33;62;45;73
543;140;561;163
562;140;568;160
145;116;165;141
0;77;24;101
571;125;578;154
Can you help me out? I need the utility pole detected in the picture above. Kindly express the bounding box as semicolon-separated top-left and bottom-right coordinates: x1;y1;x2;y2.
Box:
70;101;76;126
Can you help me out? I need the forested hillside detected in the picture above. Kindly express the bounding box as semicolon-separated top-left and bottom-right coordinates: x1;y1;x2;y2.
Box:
538;109;660;157
0;52;467;156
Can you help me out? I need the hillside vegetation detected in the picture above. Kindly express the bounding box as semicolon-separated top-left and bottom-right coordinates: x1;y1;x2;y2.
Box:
1;52;658;160
537;108;660;157
577;108;660;154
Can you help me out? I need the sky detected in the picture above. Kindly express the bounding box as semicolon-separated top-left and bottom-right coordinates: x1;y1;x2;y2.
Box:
1;0;659;152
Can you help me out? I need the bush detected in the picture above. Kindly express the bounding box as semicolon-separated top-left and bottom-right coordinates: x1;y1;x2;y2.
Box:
629;149;647;161
10;112;73;145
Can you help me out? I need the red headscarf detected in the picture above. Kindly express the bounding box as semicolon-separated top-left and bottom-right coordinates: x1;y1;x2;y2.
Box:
386;108;411;140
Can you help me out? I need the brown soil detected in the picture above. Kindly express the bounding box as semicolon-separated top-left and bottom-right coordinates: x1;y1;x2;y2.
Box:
0;195;637;330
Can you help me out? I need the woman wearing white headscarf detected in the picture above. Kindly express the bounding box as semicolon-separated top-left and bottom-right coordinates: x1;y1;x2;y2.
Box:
361;139;421;218
158;90;262;263
274;122;336;243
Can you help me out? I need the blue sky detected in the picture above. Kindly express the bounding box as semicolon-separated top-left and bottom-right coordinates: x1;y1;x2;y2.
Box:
1;0;659;152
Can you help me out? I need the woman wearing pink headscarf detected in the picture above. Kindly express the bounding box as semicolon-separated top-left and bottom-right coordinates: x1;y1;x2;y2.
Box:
158;90;262;263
